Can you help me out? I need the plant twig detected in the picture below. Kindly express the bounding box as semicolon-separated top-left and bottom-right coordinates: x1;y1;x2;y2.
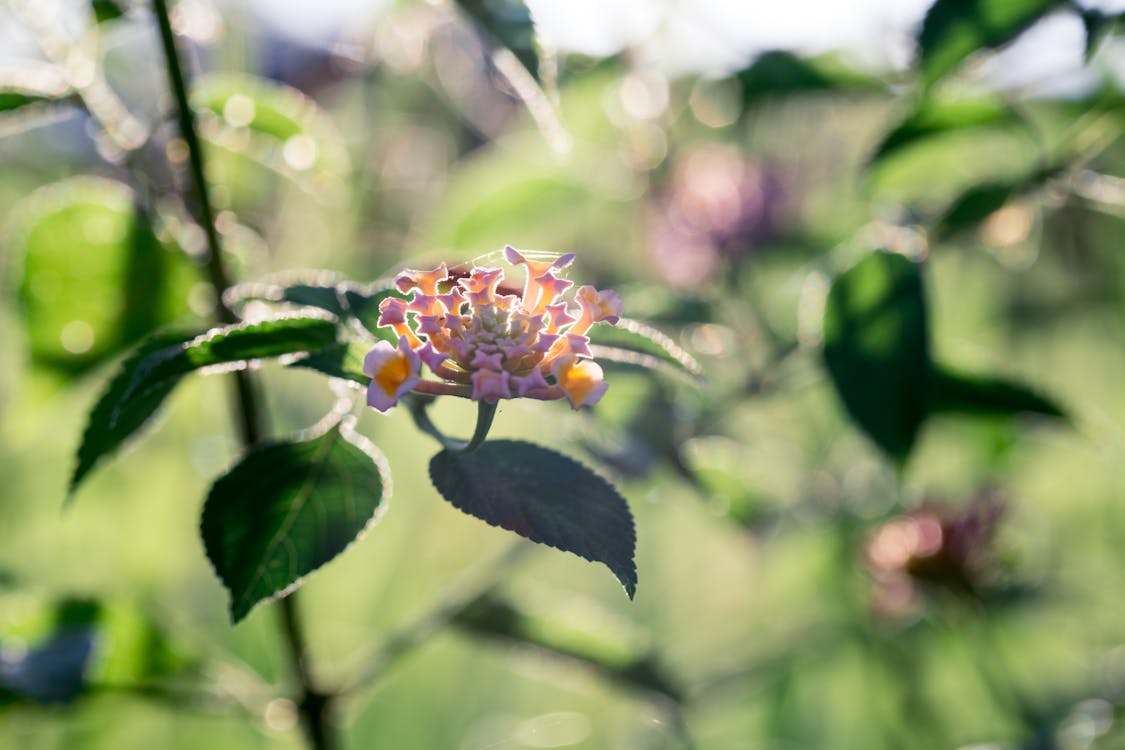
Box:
150;3;332;748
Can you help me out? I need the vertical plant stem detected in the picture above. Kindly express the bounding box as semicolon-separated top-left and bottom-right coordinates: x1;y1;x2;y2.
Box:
150;2;335;748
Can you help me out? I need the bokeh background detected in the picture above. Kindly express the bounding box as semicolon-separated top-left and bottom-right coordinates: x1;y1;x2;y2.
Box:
1;0;1124;748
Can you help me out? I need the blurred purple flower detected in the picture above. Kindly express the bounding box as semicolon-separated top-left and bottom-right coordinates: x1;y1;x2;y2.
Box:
648;143;791;288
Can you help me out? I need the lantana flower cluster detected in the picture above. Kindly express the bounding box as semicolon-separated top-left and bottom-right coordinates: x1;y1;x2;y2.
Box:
363;246;622;412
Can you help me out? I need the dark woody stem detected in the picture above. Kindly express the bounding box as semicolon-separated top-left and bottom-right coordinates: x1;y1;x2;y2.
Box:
151;3;335;749
408;398;497;453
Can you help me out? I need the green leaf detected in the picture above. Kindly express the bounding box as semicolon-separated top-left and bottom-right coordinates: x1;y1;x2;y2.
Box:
429;440;637;598
175;313;338;367
0;67;72;114
737;51;886;109
70;314;339;495
822;251;930;462
290;342;372;385
90;0;127;23
1081;10;1124;61
201;422;389;623
917;0;1065;88
454;592;681;701
933;166;1059;240
587;318;702;381
454;0;540;78
13;178;197;373
224;273;405;343
191;74;350;193
868;98;1020;171
927;367;1067;420
70;330;199;494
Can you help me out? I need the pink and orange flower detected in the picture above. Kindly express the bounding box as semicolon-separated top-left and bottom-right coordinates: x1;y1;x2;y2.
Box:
363;246;622;412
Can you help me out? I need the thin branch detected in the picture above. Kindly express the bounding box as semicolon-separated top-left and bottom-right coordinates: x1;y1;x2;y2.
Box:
149;3;330;749
341;541;533;695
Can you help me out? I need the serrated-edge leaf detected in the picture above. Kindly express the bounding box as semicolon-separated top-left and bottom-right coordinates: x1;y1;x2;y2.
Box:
288;342;372;386
429;440;637;598
223;272;405;342
201;418;390;623
114;311;339;421
588;318;703;379
70;330;199;495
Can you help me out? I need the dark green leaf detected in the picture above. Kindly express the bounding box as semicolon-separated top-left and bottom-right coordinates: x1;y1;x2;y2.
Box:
224;274;405;343
91;0;127;23
927;367;1067;420
918;0;1064;88
454;592;681;701
0;68;73;114
14;178;197;373
290;342;372;385
177;313;337;367
822;251;930;462
0;91;53;112
454;0;540;78
587;318;702;381
933;166;1060;240
737;51;886;109
71;314;338;496
1081;10;1124;61
340;287;406;342
70;330;199;495
868;98;1020;170
429;440;637;598
201;422;389;623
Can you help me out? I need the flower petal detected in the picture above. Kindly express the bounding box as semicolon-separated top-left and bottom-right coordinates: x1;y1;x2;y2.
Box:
470;369;512;402
551;355;608;409
364;336;421;412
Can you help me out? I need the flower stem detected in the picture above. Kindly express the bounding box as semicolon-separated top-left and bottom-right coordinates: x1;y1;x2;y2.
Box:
408;398;497;453
150;3;334;748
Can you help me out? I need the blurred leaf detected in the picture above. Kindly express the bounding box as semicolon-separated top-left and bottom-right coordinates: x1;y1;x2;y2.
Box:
0;627;96;704
454;592;681;701
201;421;389;622
868;98;1021;171
90;0;127;23
13;178;197;373
917;0;1065;88
192;74;350;194
822;251;930;463
933;166;1060;240
1081;10;1124;61
454;0;540;77
927;367;1067;420
429;440;637;598
587;318;702;381
0;91;59;112
290;342;371;385
71;314;338;495
0;67;72;114
737;51;886;109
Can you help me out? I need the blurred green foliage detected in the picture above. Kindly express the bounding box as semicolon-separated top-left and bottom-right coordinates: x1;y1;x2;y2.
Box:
1;0;1124;748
